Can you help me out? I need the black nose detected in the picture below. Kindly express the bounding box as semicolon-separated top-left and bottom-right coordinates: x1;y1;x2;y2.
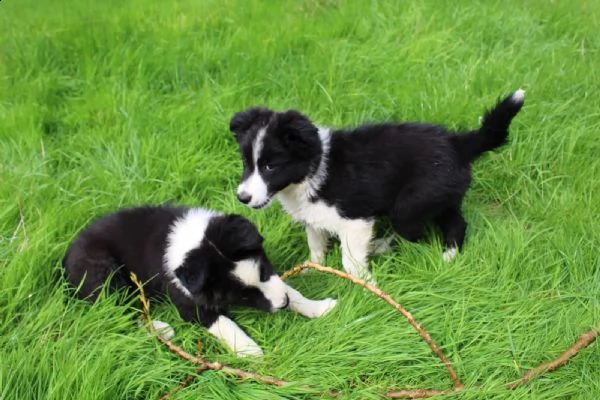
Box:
237;192;251;204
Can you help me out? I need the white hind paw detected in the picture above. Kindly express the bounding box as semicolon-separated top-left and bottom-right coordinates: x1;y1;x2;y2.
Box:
150;320;175;340
442;247;458;262
371;236;394;255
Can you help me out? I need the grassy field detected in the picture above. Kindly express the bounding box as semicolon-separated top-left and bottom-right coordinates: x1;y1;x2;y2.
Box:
1;0;599;398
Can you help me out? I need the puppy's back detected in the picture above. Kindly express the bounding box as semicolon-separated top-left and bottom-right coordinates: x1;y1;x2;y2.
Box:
63;205;187;300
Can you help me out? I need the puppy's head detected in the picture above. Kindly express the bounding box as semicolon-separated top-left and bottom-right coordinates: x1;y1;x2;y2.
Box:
174;214;288;312
229;107;323;209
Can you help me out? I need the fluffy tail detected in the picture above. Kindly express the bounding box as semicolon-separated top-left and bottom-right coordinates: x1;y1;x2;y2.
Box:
451;89;525;165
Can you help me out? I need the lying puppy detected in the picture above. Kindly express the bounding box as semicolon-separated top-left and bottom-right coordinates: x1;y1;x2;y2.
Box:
63;205;337;357
229;89;525;283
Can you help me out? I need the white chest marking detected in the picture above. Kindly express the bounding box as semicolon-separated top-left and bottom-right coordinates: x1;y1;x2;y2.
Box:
277;185;349;234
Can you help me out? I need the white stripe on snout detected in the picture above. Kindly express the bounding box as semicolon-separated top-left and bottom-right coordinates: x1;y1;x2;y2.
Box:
164;208;220;297
244;171;269;206
237;128;270;207
253;128;267;166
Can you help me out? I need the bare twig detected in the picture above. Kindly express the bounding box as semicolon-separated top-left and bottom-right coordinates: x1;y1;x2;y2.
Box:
131;265;597;400
507;328;599;389
385;388;456;398
158;367;207;400
282;262;463;389
130;272;337;398
158;340;208;400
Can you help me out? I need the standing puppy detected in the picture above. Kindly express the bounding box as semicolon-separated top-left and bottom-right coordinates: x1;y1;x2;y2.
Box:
229;90;525;283
63;205;337;357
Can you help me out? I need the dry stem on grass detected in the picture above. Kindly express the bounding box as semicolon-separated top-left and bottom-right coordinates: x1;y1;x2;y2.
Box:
130;272;336;399
282;262;463;389
506;327;599;389
131;264;598;400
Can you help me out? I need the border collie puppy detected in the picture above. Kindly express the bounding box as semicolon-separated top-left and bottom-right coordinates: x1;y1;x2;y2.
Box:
229;89;525;283
63;205;337;357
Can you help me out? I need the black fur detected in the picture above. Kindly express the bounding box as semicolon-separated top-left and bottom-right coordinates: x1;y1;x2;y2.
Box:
63;205;283;329
230;90;524;254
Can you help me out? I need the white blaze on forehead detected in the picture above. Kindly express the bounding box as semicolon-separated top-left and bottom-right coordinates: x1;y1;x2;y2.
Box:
231;259;261;287
237;127;270;207
252;127;267;167
232;259;288;310
163;208;220;297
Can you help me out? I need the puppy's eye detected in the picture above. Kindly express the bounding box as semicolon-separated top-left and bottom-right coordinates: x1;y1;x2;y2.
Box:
261;163;276;172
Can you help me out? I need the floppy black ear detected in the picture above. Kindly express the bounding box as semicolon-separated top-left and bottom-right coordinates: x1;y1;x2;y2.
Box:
175;262;207;294
276;110;320;154
229;107;270;136
209;215;264;259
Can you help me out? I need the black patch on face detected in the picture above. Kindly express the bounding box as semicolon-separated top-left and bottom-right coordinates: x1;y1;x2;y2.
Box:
174;214;277;311
231;107;323;199
257;110;322;194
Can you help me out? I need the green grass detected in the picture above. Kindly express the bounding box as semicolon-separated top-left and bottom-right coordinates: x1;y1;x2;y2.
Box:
1;0;599;398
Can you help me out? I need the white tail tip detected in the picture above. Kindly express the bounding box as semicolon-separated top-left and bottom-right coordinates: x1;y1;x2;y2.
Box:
511;89;526;103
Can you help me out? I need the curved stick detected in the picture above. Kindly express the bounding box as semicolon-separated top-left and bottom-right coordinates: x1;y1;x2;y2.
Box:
506;328;598;389
282;262;463;389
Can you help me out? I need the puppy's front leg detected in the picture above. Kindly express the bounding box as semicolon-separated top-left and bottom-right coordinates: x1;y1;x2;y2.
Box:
306;224;329;264
172;291;263;357
286;285;337;318
339;220;376;284
206;313;264;357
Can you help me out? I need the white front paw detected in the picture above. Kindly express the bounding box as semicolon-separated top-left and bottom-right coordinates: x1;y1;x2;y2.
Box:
309;298;337;318
234;341;264;357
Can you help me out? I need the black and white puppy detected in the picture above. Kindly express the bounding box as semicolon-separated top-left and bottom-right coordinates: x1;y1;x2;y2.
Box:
229;90;525;283
63;205;337;357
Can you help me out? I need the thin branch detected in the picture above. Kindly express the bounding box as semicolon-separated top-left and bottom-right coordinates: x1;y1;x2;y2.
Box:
385;388;456;398
158;367;207;400
507;328;599;389
130;272;338;398
131;266;598;400
282;262;463;389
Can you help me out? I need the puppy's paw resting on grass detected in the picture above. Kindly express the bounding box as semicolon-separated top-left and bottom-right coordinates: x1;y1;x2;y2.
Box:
150;319;176;340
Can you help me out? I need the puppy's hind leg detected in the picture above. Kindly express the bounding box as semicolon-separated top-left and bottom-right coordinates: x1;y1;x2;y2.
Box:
63;245;126;302
433;207;467;262
371;236;395;255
